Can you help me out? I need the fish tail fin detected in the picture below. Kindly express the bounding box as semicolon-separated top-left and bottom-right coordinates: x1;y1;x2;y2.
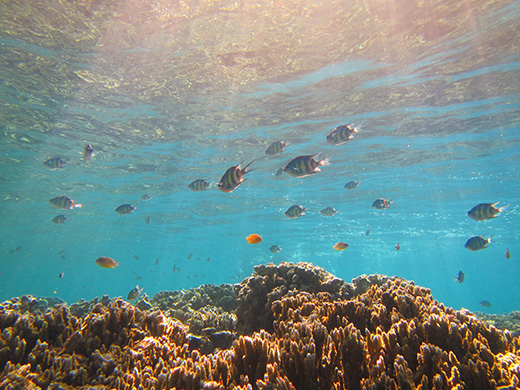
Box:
243;159;256;172
320;157;330;166
75;204;82;208
498;203;509;213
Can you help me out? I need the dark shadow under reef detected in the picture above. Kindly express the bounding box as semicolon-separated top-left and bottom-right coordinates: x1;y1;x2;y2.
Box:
0;262;519;389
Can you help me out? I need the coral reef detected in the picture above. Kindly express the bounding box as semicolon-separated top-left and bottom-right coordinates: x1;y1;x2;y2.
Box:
1;261;519;389
476;311;520;338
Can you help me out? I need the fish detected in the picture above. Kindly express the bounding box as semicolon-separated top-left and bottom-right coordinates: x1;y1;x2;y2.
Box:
207;257;210;262
141;194;152;201
187;253;193;260
188;179;211;192
320;207;337;216
50;196;82;210
218;160;254;193
505;248;511;259
132;255;139;261
155;258;159;265
43;157;66;169
270;245;281;253
265;140;287;157
344;180;360;190
372;198;392;209
115;204;136;215
285;205;306;219
52;215;68;224
246;234;262;244
365;228;370;236
333;242;349;251
467;203;504;221
145;216;152;224
127;285;144;301
172;265;181;272
395;243;400;251
455;271;465;284
283;155;329;178
326;124;358;146
479;300;492;308
464;236;491;251
83;144;94;162
95;256;118;268
59;272;65;279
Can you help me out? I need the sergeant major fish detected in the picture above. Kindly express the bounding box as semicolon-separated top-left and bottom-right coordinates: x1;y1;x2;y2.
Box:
269;245;281;253
127;285;144;301
372;198;392;209
43;157;66;169
218;160;254;193
83;144;94;162
189;179;211;192
284;155;329;178
285;205;306;219
115;204;136;215
344;181;360;190
265;140;287;157
320;207;337;216
467;203;504;221
454;271;465;284
464;236;491;251
52;215;68;224
50;196;82;210
326;124;358;146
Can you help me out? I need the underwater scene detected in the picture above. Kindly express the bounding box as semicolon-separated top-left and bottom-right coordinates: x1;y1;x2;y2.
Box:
1;0;520;388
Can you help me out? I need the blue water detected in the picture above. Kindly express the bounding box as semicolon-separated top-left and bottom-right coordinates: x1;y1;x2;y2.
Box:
0;0;519;315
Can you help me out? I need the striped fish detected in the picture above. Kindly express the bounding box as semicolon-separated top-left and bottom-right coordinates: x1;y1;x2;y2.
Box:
464;236;491;251
467;203;504;221
218;161;254;193
49;196;81;209
115;204;137;215
285;205;306;219
320;207;337;216
188;179;211;192
265;140;287;157
344;180;360;190
372;198;392;209
43;157;66;169
326;124;358;146
283;155;329;178
52;215;68;224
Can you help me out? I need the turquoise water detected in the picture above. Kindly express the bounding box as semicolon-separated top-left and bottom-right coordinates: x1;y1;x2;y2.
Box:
0;0;519;315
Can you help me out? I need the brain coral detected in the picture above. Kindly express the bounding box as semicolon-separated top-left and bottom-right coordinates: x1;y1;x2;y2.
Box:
0;261;519;389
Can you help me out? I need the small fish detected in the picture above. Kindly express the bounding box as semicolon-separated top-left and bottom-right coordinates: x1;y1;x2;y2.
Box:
145;216;152;224
155;258;159;265
95;256;118;269
365;228;370;236
505;248;511;259
218;160;255;193
141;194;152;201
285;205;306;219
187;253;193;260
50;196;82;210
372;198;392;209
132;255;139;261
127;285;144;301
265;140;287;157
188;179;211;192
52;215;68;224
333;242;349;251
58;272;65;279
344;180;360;190
395;243;400;251
9;246;21;254
172;265;181;272
43;157;66;169
270;245;281;253
467;203;504;221
320;207;337;217
326;124;358;146
83;144;94;162
246;234;262;244
284;155;329;178
455;271;465;284
115;204;136;215
207;257;210;262
479;300;492;308
465;236;491;251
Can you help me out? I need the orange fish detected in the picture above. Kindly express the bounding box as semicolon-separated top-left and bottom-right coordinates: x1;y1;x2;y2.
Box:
95;256;118;269
505;248;511;259
333;242;349;251
246;234;262;244
396;243;400;251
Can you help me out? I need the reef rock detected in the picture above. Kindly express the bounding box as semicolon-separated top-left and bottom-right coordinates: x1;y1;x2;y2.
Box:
0;261;519;389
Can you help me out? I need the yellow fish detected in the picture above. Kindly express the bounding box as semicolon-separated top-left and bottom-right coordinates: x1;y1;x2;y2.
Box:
95;256;118;268
50;196;81;210
218;161;254;193
326;124;358;146
333;242;349;251
188;179;211;191
284;155;329;178
265;141;287;157
246;234;262;244
467;203;504;221
285;205;306;219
